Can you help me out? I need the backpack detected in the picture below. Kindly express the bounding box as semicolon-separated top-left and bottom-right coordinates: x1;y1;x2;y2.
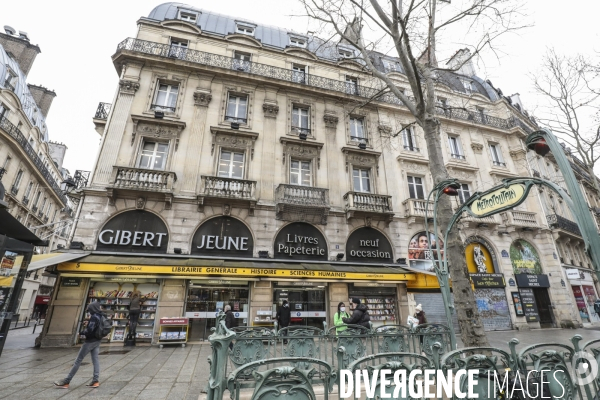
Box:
94;314;113;339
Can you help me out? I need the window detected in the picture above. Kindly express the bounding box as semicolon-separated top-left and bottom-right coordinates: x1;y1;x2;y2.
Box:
40;197;47;214
338;48;353;58
292;106;309;135
32;108;38;125
2;155;11;170
448;136;465;160
169;38;188;59
457;183;471;204
137;141;169;170
290;160;312;186
4;69;16;91
0;103;6;119
33;191;41;208
476;107;486;122
28;137;34;147
46;204;52;217
383;59;402;73
345;76;358;95
24;181;33;199
402;127;418;151
489;144;505;167
152;83;179;112
12;169;23;191
178;11;197;23
349;117;366;143
236;24;254;35
218;150;244;179
52;208;58;223
407;176;425;199
289;37;306;48
225;94;248;123
232;51;251;72
292;64;307;84
353;168;371;193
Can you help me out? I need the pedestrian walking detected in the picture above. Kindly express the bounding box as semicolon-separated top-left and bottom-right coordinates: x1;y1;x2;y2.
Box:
276;300;291;344
54;302;105;389
128;290;145;339
342;298;370;328
333;301;350;335
414;304;427;346
224;304;235;349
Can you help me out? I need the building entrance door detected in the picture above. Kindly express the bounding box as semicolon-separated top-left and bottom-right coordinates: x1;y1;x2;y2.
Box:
273;286;327;330
533;288;554;327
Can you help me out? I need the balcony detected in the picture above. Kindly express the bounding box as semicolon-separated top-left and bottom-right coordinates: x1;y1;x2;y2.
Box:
198;176;257;215
547;214;581;237
275;184;330;225
115;37;535;134
344;192;393;223
93;102;111;136
459;210;500;228
10;185;18;195
402;198;434;226
291;126;311;138
107;166;177;208
501;210;540;231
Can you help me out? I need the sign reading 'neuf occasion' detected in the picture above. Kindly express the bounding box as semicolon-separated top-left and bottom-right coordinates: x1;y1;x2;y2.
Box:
96;210;168;253
346;227;393;263
191;217;253;257
469;184;526;217
274;222;328;261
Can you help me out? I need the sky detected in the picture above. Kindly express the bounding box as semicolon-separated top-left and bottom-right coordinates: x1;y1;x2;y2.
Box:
3;0;599;175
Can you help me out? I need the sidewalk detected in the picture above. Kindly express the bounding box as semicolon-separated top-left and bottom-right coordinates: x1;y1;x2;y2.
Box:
0;327;598;399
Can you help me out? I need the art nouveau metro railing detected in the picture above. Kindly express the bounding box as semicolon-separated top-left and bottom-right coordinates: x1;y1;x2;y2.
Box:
116;38;533;133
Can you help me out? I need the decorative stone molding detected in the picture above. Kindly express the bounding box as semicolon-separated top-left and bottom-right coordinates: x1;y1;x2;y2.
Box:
342;147;381;175
119;79;140;95
509;148;527;161
280;137;324;168
210;126;259;159
471;142;484;154
131;115;186;149
223;204;231;216
378;124;392;135
136;197;146;210
399;160;428;173
193;90;212;107
446;167;477;181
323;112;339;128
262;102;279;118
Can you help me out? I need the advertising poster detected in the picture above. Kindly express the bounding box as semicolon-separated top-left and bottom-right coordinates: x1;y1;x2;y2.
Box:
510;240;543;274
0;251;17;277
466;242;495;273
473;288;511;330
518;288;539;322
408;231;444;272
511;292;524;316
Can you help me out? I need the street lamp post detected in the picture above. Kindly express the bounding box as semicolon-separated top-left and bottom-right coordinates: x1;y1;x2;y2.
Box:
526;129;600;283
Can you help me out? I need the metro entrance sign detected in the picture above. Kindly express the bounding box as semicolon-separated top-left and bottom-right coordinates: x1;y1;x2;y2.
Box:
468;183;529;218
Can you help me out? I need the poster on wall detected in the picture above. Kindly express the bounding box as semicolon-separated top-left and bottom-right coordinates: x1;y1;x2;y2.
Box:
408;232;444;272
511;292;524;316
572;286;589;319
518;288;539;322
465;241;495;274
473;288;511;330
510;239;543;275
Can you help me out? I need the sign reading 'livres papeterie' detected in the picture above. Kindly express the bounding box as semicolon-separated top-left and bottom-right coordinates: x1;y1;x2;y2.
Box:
468;184;527;217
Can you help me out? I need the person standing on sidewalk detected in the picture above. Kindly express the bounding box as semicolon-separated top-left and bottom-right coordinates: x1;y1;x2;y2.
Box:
276;300;291;344
54;302;103;389
224;305;236;350
128;290;145;338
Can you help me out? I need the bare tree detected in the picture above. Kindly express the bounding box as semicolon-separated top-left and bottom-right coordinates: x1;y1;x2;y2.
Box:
533;49;600;192
298;0;528;347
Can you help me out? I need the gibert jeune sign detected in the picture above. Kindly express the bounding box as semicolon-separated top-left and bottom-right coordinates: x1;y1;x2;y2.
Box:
96;210;168;253
191;216;253;257
468;184;528;218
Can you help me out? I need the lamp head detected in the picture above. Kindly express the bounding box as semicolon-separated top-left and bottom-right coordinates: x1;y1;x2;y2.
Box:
527;136;551;157
442;182;460;196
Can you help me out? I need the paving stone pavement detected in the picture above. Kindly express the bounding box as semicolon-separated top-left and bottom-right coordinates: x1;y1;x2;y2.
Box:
0;327;599;399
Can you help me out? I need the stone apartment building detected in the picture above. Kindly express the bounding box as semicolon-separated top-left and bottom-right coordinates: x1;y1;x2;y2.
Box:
42;2;597;346
0;26;74;321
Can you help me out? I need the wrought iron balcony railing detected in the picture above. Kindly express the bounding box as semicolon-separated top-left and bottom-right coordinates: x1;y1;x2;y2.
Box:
0;115;68;204
291;126;311;136
275;184;329;207
32;205;38;212
344;192;393;214
547;214;582;236
492;160;507;167
201;176;256;200
403;145;420;152
450;153;466;160
94;102;111;119
116;37;534;134
110;166;176;192
22;196;29;205
350;136;368;144
151;104;176;112
224;115;248;124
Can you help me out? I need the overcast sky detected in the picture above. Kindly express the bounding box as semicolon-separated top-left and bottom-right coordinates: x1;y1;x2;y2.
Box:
3;0;598;174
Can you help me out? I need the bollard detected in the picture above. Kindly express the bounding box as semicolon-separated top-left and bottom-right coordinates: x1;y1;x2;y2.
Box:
13;318;18;329
32;320;38;334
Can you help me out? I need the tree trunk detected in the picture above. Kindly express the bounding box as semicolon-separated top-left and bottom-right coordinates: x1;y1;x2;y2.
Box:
422;116;490;347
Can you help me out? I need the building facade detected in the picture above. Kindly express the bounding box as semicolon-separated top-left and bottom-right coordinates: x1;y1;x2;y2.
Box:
0;26;72;321
43;3;594;346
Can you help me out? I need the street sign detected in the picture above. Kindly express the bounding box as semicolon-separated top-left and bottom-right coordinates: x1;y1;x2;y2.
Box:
467;183;529;217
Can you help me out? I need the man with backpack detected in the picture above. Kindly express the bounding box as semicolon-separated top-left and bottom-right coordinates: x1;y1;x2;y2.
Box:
54;301;110;389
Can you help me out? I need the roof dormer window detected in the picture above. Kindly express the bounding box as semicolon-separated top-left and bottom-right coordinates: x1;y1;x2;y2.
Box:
289;37;306;48
236;24;255;36
338;48;353;58
178;11;198;23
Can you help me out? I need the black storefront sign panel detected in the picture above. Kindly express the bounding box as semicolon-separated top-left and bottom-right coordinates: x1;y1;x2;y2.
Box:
96;211;168;253
345;227;393;263
274;223;327;261
515;274;550;288
518;288;540;322
191;217;253;257
61;278;82;287
470;273;506;288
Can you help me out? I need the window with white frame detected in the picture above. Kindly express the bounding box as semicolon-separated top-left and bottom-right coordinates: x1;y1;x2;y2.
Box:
218;150;244;179
407;176;425;199
402;127;418;151
12;169;23;192
225;94;248;123
4;69;16;90
338;48;353;58
345;76;358;95
24;181;33;199
2;155;11;170
33;191;41;208
178;11;197;23
236;24;254;35
292;64;307;84
137;141;169;170
290;160;312;186
383;59;402;73
40;197;47;214
152;83;179;112
352;168;371;193
289;37;306;48
349;117;366;143
292;106;310;135
169;38;188;59
448;135;465;159
232;51;251;72
46;204;52;218
489;143;506;167
457;183;471;204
